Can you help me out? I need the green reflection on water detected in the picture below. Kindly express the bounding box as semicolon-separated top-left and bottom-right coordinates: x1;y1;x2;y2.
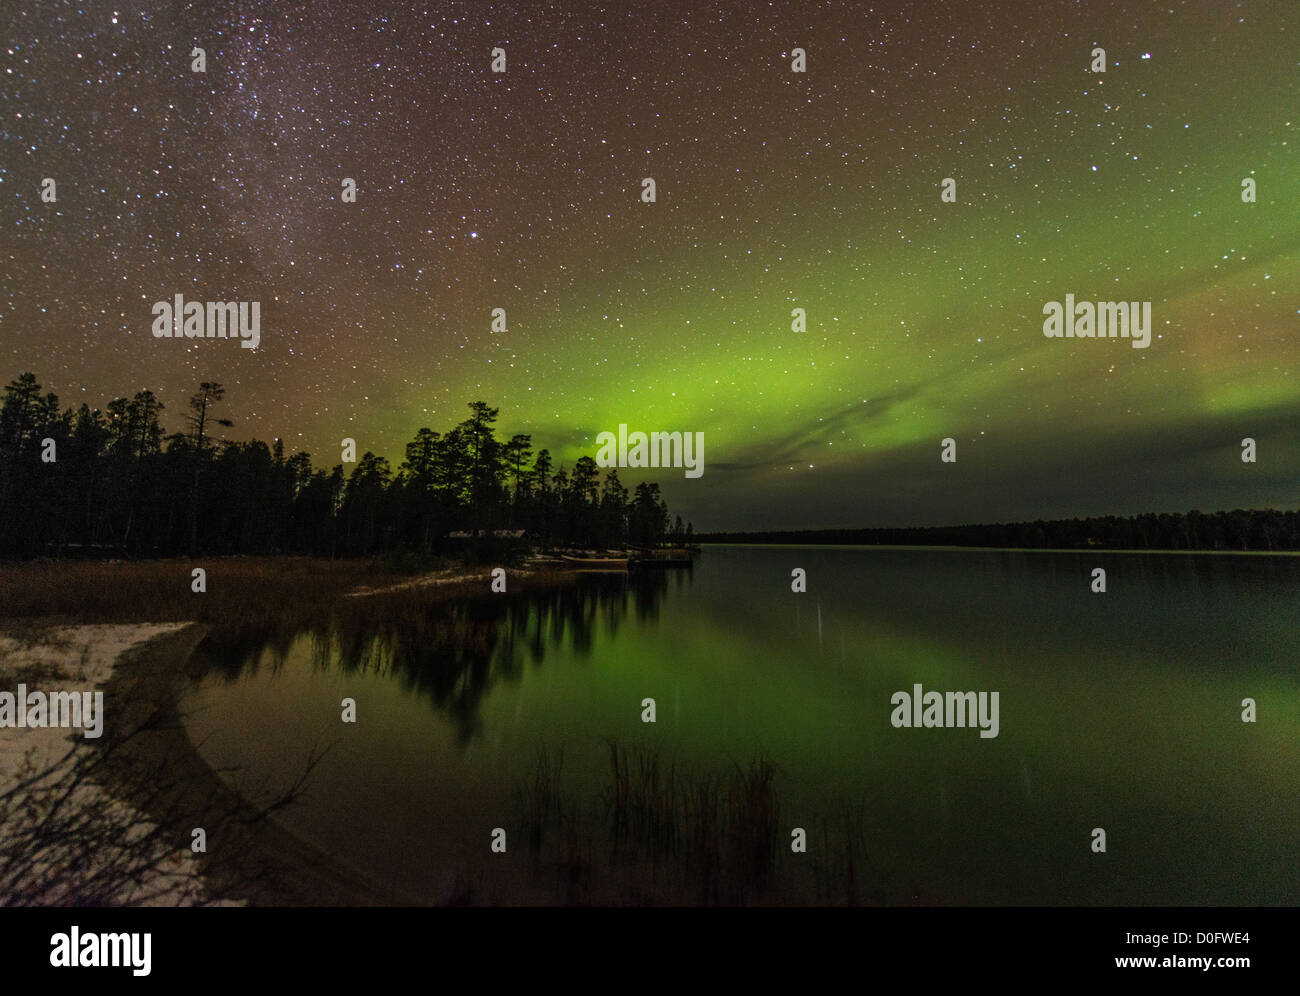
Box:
182;547;1300;904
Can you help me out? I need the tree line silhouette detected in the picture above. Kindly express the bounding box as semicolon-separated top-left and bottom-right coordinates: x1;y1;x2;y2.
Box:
699;509;1300;552
0;373;690;560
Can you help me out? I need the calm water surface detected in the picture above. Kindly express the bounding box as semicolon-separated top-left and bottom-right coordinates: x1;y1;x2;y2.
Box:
181;546;1300;904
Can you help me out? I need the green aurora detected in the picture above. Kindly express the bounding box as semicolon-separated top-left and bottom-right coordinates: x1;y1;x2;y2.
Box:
4;1;1296;529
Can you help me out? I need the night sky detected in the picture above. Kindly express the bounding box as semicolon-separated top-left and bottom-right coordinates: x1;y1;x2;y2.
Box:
3;1;1297;531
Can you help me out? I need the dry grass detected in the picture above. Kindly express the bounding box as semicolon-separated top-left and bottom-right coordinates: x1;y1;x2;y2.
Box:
512;741;894;905
518;744;564;853
0;557;380;628
0;557;578;639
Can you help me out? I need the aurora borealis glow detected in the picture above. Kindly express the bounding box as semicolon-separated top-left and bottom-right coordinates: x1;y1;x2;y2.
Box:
3;1;1297;530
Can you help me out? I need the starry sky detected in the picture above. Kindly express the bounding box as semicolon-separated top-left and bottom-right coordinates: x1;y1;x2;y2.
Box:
3;1;1297;531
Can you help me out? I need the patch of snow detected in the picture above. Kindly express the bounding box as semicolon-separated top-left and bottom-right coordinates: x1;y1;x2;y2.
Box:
0;624;243;906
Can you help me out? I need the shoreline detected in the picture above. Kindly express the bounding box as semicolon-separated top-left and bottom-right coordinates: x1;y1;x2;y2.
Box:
99;622;401;905
78;562;584;905
700;542;1300;556
0;558;583;906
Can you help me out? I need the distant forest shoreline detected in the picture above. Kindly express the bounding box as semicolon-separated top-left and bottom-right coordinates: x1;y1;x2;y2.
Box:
696;509;1300;552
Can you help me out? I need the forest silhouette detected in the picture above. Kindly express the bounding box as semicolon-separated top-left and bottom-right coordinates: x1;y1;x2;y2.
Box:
0;373;688;560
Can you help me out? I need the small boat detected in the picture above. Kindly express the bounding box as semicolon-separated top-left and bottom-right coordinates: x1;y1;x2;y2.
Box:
524;556;568;568
560;554;629;571
629;548;696;568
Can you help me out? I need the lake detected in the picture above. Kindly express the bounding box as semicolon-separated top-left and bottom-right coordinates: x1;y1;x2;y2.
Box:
180;546;1300;904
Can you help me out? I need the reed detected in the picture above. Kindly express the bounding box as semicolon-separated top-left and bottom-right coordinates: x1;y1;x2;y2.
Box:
517;744;564;852
510;741;892;904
